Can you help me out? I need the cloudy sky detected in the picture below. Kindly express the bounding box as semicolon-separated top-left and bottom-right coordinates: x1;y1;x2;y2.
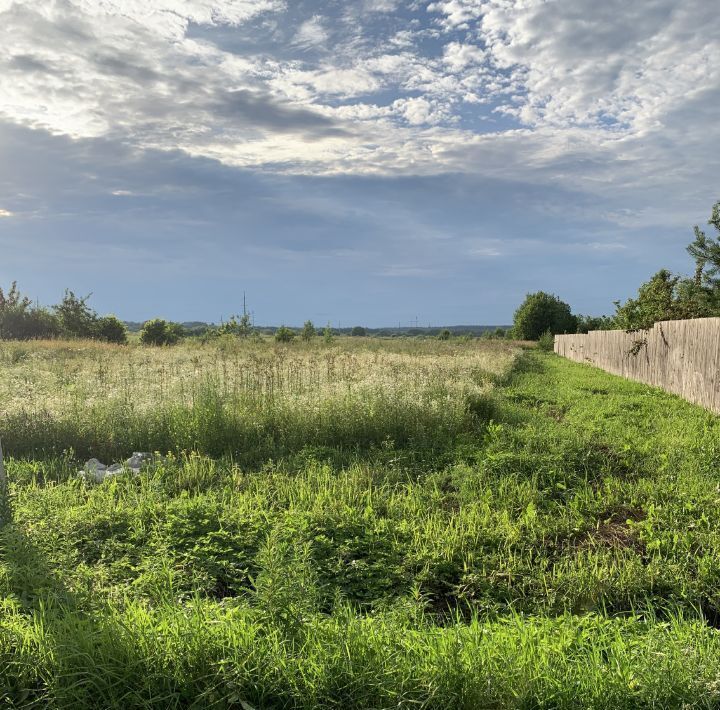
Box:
0;0;718;326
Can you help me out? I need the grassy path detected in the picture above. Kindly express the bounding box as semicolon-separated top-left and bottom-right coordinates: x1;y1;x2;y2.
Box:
3;348;720;708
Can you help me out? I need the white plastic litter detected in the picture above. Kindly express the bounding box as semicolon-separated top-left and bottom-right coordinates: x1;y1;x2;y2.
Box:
78;452;153;482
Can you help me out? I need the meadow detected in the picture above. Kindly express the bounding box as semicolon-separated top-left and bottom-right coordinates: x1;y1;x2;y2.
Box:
3;336;720;708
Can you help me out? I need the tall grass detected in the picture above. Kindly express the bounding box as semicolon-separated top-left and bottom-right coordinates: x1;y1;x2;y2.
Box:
0;337;518;462
5;341;720;706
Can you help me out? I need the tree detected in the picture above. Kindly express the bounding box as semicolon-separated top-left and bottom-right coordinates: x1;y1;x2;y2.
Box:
274;325;295;343
54;290;97;339
613;269;694;330
0;282;59;340
94;315;128;344
575;314;615;334
687;201;720;289
322;324;334;344
437;328;451;341
140;318;182;346
351;326;367;337
301;320;316;341
512;292;577;340
611;201;720;331
218;313;252;338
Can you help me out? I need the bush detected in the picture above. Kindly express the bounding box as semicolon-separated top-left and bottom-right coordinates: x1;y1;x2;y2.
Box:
0;282;60;340
54;290;97;339
94;315;128;344
275;325;295;343
513;291;577;340
140;319;183;346
301;320;316;342
351;326;367;337
438;329;451;341
537;330;555;351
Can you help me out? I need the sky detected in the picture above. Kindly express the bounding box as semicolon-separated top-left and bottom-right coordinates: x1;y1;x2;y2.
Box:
0;0;718;327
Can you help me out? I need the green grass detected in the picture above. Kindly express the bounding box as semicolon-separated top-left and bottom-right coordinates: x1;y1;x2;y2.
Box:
4;342;720;707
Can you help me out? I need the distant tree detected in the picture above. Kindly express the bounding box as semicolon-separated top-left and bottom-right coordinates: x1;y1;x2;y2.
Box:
301;320;316;341
54;290;97;339
351;326;367;337
0;282;59;340
575;314;615;334
513;292;577;340
438;328;451;341
94;315;128;344
140;318;182;346
322;324;334;344
218;313;252;338
274;325;295;343
165;322;185;344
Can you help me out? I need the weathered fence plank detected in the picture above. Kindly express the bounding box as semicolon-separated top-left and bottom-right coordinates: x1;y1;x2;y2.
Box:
554;317;720;414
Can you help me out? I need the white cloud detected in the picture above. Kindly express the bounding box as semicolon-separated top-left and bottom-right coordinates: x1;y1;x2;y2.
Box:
363;0;400;12
292;15;329;49
442;42;485;71
0;208;14;217
427;0;484;29
0;0;717;233
391;97;448;126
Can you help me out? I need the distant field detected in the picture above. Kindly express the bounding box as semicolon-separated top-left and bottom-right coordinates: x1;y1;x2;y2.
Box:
3;338;720;708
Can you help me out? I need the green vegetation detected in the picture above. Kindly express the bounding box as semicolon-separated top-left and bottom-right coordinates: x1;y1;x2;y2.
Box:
0;283;127;344
140;318;185;346
301;320;316;341
613;200;720;329
509;200;720;339
512;291;577;339
216;313;253;339
3;338;720;707
274;325;296;343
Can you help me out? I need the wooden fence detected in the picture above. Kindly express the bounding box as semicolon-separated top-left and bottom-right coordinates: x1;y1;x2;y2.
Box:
554;317;720;413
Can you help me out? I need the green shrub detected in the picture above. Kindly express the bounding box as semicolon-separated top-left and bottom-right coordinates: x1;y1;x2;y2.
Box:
537;329;555;351
140;319;183;346
54;290;97;339
275;325;295;343
301;320;316;341
94;315;128;344
0;282;59;340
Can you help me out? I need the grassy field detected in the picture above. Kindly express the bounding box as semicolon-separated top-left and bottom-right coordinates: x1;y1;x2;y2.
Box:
3;336;720;708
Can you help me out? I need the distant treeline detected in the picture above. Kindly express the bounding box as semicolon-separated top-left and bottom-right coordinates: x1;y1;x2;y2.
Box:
0;286;512;346
124;322;512;338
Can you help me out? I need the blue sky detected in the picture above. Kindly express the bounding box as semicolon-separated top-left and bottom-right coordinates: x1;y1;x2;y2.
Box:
0;0;718;326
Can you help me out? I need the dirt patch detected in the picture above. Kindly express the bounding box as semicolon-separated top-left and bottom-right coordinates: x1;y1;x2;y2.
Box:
581;507;646;553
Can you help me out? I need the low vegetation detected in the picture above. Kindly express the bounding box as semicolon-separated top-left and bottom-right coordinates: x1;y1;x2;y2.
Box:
3;336;720;707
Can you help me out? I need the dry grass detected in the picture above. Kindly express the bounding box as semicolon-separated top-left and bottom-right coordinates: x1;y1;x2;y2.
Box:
0;336;519;415
0;336;521;461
